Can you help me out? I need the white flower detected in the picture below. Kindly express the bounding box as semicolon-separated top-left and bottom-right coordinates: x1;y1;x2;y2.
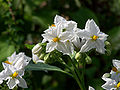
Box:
0;64;27;89
42;22;74;55
77;19;108;54
110;59;120;82
102;78;120;90
3;52;31;70
32;44;44;64
89;86;95;90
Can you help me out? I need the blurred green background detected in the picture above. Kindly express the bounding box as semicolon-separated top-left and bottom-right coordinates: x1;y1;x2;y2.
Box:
0;0;120;90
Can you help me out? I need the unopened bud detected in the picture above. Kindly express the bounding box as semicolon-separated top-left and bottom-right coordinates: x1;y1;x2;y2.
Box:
102;73;110;78
39;53;46;60
32;43;42;54
75;52;82;62
85;56;92;64
105;41;111;46
106;49;111;56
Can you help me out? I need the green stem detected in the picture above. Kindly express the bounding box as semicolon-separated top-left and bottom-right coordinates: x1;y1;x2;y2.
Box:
69;58;84;90
61;61;83;89
82;58;86;90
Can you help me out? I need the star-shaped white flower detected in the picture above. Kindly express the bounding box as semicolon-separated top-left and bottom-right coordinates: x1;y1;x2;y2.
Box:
77;19;108;54
0;64;27;89
3;52;31;70
110;59;120;82
42;22;74;55
102;77;120;90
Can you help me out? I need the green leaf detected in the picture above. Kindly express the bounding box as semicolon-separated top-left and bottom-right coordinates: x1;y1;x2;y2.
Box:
69;7;98;28
26;63;73;77
25;44;35;50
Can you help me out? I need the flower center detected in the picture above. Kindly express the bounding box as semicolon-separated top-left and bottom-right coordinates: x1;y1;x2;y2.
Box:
11;72;18;78
4;61;12;64
53;37;60;42
51;24;56;27
92;35;98;40
112;67;118;72
117;82;120;88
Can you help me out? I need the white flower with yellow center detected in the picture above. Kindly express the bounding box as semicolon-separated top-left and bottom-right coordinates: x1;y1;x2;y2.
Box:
42;23;74;55
3;52;31;70
77;19;108;54
110;59;120;82
32;44;44;64
0;64;27;89
102;77;120;90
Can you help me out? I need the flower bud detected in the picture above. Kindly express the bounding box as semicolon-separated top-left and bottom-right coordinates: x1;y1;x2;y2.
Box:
85;55;92;64
32;43;42;54
106;49;111;56
102;73;110;78
105;41;111;46
39;53;46;60
75;52;82;62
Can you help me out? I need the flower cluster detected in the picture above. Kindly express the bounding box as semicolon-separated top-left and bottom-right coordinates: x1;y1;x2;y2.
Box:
102;59;120;90
0;52;31;89
32;15;108;64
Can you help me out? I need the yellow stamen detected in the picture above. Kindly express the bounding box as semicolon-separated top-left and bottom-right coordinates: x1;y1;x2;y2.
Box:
92;35;98;40
51;24;56;27
117;82;120;88
112;67;118;72
12;72;18;78
53;37;60;42
4;61;12;64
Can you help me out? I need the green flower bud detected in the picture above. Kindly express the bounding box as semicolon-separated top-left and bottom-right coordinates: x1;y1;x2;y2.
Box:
39;53;46;60
105;41;111;46
106;49;111;56
85;56;92;64
75;52;82;62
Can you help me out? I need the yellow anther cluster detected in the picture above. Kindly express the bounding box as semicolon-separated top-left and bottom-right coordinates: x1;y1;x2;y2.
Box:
4;61;12;64
53;37;60;42
51;24;56;27
92;35;98;40
117;82;120;88
12;72;18;78
112;67;118;72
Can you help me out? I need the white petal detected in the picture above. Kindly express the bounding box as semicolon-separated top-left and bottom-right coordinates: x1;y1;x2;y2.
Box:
65;21;77;32
46;42;56;52
101;79;117;90
80;40;95;52
18;77;28;88
112;59;120;69
56;42;73;55
32;54;44;64
32;43;42;54
42;33;55;42
59;32;72;42
7;78;19;89
98;32;108;41
85;19;100;35
95;39;105;54
76;30;91;39
89;86;95;90
54;15;66;24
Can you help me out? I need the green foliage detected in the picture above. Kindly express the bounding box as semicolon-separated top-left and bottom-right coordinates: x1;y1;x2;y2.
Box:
26;63;72;77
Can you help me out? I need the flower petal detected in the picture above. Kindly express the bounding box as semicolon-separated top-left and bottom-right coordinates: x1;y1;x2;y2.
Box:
18;77;28;88
80;40;95;52
85;19;100;35
46;42;56;52
95;39;105;54
98;32;108;41
7;78;18;89
54;15;66;24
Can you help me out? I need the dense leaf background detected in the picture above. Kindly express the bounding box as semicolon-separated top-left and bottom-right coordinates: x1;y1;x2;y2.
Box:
0;0;120;90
